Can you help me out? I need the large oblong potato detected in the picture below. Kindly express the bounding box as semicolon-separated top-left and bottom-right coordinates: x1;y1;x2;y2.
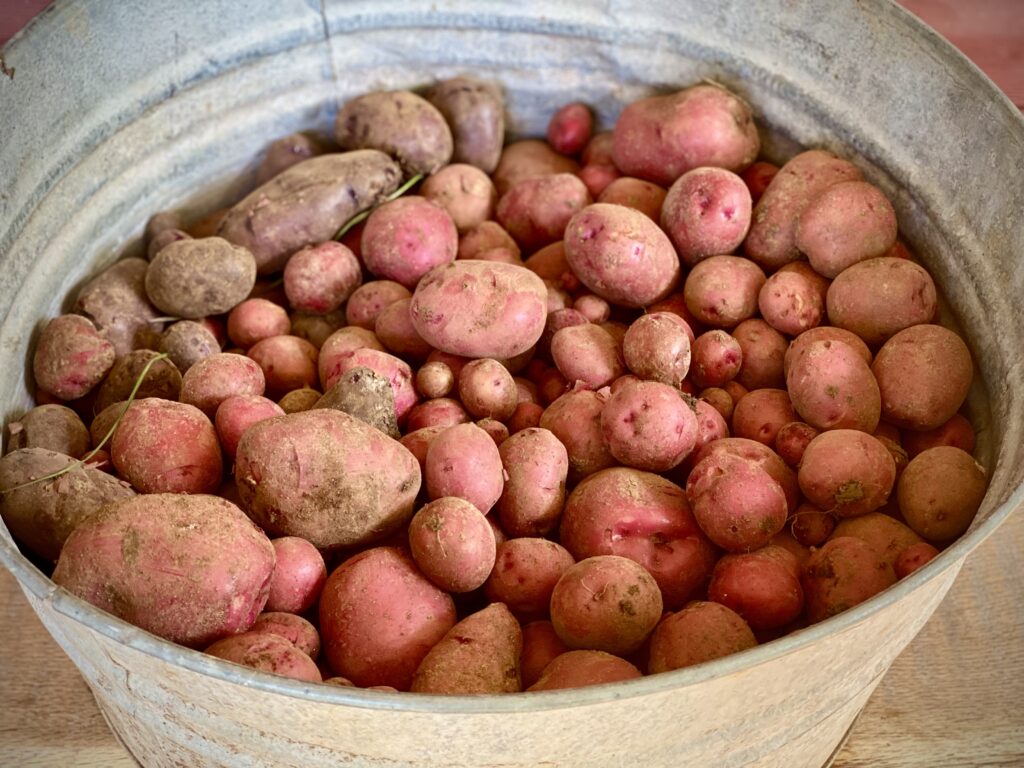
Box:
234;408;421;549
218;150;402;274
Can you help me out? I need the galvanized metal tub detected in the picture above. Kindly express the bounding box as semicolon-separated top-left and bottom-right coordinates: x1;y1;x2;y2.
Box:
1;1;1021;766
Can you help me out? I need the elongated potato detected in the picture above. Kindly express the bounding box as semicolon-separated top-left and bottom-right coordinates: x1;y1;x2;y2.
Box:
426;77;505;173
425;423;504;514
218;151;402;274
497;427;568;537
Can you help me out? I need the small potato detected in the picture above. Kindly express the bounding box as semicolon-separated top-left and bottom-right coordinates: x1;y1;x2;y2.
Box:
148;227;191;260
647;601;757;672
732;319;788;391
344;280;412;331
799;430;896;518
683;255;766;329
492;139;580;196
796;181;897;277
415;361;454;399
895;542;941;578
290;310;346;350
826;258;938;345
361;196;458;289
145;237;256;318
564;203;680;308
732;389;796;447
0;448;136;562
573;294;611;324
523;240;576;290
757;269;825;336
547;102;594;155
316;365;400;438
318;546;457;690
897;446;987;542
145;210;184;244
94;349;182;413
689;330;742;389
335;91;453;175
180;352;266;416
902;413;976;459
699;387;734;422
790;503;836;547
421;163;497;232
693;437;800;514
250;611;321;659
508;402;545;434
410;260;548;359
539;389;615;482
159;320;220;373
708;546;804;631
411;603;522;694
318;347;416;423
550;555;663;656
374;298;433;362
600;381;698;472
405;397;468;432
408;496;497;593
33;315;115;401
426;76;504;174
830;512;921;573
74;257;164;357
622;312;693;387
227;298;291;349
6;404;90;459
484;538;576;621
317;326;386;386
528;650;641;691
53;493;275;648
283;241;361;315
576;159;617;198
740;161;779;203
214;394;286;459
521;621;571;689
872;325;973;431
278;387;322;414
496;173;592;253
612;83;759;186
265;537;328;615
802;536;897;623
458;358;518;421
458;220;521;263
744;149;863;271
774;421;820;468
660;167;752;265
551;324;624;390
425;423;504;514
497;427;568;537
786;338;881;433
399;426;447;475
598;177;667;221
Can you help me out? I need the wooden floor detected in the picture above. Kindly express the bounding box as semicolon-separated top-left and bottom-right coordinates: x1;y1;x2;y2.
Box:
2;1;1023;766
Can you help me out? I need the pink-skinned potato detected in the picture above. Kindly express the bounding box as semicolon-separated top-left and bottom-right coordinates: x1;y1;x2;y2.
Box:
683;255;765;329
265;537;327;615
33;315;115;401
802;536;897;623
708;546;804;631
497;427;568;537
235;408;421;549
484;538;575;622
539;388;616;482
425;422;504;514
205;631;321;683
361;196;458;289
786;338;881;433
52;493;275;648
527;650;641;691
496;173;592;253
647;601;757;672
798;430;896;518
600;380;699;472
249;611;321;659
660;166;752;265
520;621;570;689
692;437;800;514
408;496;496;593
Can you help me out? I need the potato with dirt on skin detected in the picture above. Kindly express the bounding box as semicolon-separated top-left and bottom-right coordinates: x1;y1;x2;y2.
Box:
219;151;402;274
660;166;752;265
265;537;327;615
757;269;825;337
774;421;820;468
690;330;742;389
214;394;285;460
159;320;220;373
361;196;459;289
344;280;412;331
421;163;498;232
411;603;522;694
33;315;116;401
898;446;987;542
315;365;400;438
426;76;505;174
284;241;361;315
227;298;291;350
484;538;576;622
180;352;266;416
249;612;321;659
786;338;881;433
521;621;571;689
551;323;624;391
319;347;417;425
798;430;896;518
6;404;90;459
457;220;521;263
528;650;641;691
318;546;457;690
408;496;496;593
732;388;797;447
278;387;321;414
235;408;420;550
0;448;136;562
94;349;182;413
205;632;321;683
830;512;921;574
600;380;699;472
783;326;872;377
693;437;800;514
317;327;386;387
53;493;275;648
647;601;757;672
496;427;568;538
731;318;788;391
74;257;164;357
425;422;504;514
790;503;835;547
496;173;592;253
145;237;256;319
539;388;616;482
405;397;468;432
708;546;804;631
622;312;693;388
458;358;518;421
254;132;328;185
564;203;680;308
802;536;897;623
492;139;580;196
612;83;759;187
895;542;941;578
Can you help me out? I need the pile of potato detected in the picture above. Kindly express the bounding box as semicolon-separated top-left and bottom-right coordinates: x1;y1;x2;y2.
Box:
0;76;988;693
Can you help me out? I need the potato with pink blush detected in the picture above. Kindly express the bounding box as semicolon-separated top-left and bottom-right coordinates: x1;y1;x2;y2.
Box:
497;173;592;253
690;329;743;388
408;496;497;593
540;388;616;482
798;430;897;518
250;612;321;659
425;423;504;514
33;315;115;401
265;536;328;614
361;196;458;289
214;394;286;460
320;347;417;424
246;335;319;396
622;312;692;387
661;167;752;265
600;380;699;472
227;298;291;349
317;327;386;388
732;388;797;447
458;220;521;262
784;326;872;377
484;538;576;622
344;280;412;331
420;163;497;232
551;324;625;390
786;338;881;433
492;139;580;195
547;102;594;155
683;255;765;329
374;298;433;362
497;427;568;537
598;177;667;221
647;601;757;672
758;269;825;336
732;319;787;391
458;358;519;421
283;241;361;316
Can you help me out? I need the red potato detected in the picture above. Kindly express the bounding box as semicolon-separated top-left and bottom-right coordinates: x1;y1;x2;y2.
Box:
6;404;90;459
699;386;734;423
683;255;766;329
399;426;447;475
53;494;274;648
415;361;454;399
690;396;731;459
33;315;115;401
539;388;616;482
559;467;718;609
235;409;420;549
492;139;580;196
777;260;832;306
111;398;223;494
690;330;742;389
361;196;458;289
732;388;797;447
458;358;519;421
598;177;667;221
496;173;592;253
458;221;522;263
897;446;987;542
798;430;896;518
708;546;804;631
159;320;220;373
830;513;922;574
283;241;361;315
497;427;569;537
730;319;788;391
411;603;523;694
660;167;752;266
477;418;510;446
420;163;498;233
790;503;836;547
744;149;863;271
826;258;938;345
902;413;976;459
317;327;386;387
872;325;973;432
179;352;266;416
523;241;578;291
740;161;779;203
573;294;611;324
227;298;291;349
214;394;286;460
247;335;319;395
612;83;759;186
539;308;589;357
408;496;497;593
320;347;417;424
757;269;825;336
551;324;625;390
374;298;432;362
564;203;681;308
425;422;504;514
405;397;468;432
622;312;693;388
265;537;327;615
600;380;699;472
693;437;800;514
774;421;820;468
527;650;641;691
802;536;897;624
484;538;576;622
521;621;571;689
783;326;872;377
249;611;321;659
895;542;941;578
785;338;881;433
550;555;663;656
582;131;615;167
547;102;594;155
577;163;621;199
318;547;457;690
537;367;571;405
647;601;757;672
345;280;413;331
410;260;548;359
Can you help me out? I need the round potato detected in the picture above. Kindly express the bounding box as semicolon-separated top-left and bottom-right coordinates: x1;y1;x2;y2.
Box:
897;446;987;542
